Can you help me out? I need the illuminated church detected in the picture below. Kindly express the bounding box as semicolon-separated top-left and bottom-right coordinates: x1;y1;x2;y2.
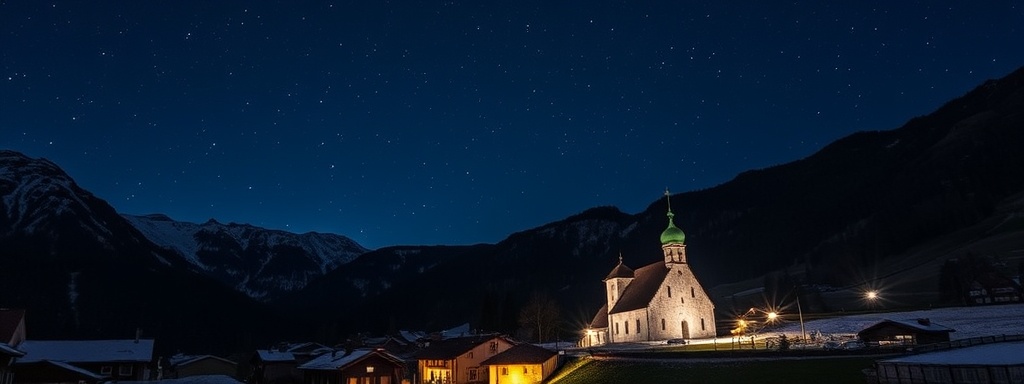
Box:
582;192;717;346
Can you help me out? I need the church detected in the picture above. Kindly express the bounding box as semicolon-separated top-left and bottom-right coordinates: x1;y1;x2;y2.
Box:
582;192;717;346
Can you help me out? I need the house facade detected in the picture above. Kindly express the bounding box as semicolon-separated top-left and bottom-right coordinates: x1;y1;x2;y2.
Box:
858;318;955;346
584;192;717;345
414;335;513;384
479;344;557;384
168;354;238;379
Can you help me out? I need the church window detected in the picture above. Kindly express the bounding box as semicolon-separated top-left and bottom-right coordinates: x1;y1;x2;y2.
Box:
667;286;672;297
636;319;641;334
625;322;629;334
681;297;684;304
701;318;706;331
615;323;619;335
661;318;666;330
691;287;696;298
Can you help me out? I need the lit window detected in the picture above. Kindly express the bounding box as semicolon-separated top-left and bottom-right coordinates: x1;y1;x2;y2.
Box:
366;366;374;373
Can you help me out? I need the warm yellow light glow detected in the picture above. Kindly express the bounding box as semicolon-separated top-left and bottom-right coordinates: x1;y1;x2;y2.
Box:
866;290;879;300
767;312;778;321
737;319;747;327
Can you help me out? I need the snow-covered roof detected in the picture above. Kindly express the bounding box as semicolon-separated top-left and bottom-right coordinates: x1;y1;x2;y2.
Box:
398;330;426;343
0;343;24;357
120;374;244;384
170;354;237;367
44;360;107;379
440;323;471;339
298;349;373;370
256;350;295;362
881;341;1024;365
17;339;154;363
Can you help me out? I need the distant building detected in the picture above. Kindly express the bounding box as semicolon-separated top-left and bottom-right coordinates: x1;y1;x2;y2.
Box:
14;339;155;383
479;344;557;384
252;343;331;384
858;318;955;346
167;354;238;379
413;335;513;384
0;309;26;347
583;192;717;346
967;274;1022;304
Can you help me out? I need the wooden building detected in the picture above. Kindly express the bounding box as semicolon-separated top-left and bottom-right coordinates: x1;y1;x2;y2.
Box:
413;335;514;384
14;339;154;383
479;344;557;384
858;318;954;346
168;354;238;379
298;349;406;384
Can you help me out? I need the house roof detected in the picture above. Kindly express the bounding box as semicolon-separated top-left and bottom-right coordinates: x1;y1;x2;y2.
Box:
588;304;608;329
170;354;237;368
604;261;634;280
298;349;404;371
0;343;24;357
608;262;670;314
17;339;155;363
41;360;108;380
0;309;26;345
479;344;556;366
414;335;505;360
858;319;955;336
255;349;295;362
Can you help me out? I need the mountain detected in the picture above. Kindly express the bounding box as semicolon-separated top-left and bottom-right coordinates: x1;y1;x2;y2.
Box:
0;150;293;354
123;213;369;301
282;65;1024;337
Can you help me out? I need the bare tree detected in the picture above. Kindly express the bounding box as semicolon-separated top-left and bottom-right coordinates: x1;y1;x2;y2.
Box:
518;291;560;343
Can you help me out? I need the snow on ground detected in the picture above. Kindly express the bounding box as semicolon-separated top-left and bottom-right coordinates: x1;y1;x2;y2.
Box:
881;341;1024;365
764;303;1024;340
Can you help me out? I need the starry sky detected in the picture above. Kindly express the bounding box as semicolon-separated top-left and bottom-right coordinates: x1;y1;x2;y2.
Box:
2;1;1023;249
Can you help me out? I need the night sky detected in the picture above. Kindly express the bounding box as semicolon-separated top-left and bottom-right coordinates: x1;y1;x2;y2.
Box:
2;1;1022;249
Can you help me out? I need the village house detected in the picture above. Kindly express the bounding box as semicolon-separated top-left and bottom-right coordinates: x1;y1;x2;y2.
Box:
479;344;557;384
413;335;514;384
858;318;955;347
252;342;331;384
166;354;238;379
14;339;155;383
583;192;717;346
298;348;407;384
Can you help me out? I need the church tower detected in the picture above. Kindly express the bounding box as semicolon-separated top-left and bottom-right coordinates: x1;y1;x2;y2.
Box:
661;189;687;267
603;254;634;311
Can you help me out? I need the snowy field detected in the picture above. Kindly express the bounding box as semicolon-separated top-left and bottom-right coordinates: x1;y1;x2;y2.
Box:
761;303;1024;340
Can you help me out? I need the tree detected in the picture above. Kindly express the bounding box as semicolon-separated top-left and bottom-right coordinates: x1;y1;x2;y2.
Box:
517;291;560;343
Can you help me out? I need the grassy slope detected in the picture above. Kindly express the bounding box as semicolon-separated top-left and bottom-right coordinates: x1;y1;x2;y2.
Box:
548;356;878;384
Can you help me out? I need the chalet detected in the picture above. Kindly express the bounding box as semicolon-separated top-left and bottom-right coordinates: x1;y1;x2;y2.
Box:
167;354;238;379
858;318;955;346
252;343;330;384
413;335;514;384
479;344;557;384
967;274;1022;304
15;339;155;383
298;348;406;384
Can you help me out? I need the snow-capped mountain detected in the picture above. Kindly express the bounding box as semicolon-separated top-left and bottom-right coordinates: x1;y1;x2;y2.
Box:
123;213;369;300
0;150;179;267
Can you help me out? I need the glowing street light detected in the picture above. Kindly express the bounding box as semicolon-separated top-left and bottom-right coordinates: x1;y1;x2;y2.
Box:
866;290;879;300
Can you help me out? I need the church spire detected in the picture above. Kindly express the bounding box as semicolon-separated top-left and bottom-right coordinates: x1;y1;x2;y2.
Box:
660;189;686;245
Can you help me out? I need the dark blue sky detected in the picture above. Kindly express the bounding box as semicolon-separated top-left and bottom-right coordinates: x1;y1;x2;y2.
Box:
2;1;1022;248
